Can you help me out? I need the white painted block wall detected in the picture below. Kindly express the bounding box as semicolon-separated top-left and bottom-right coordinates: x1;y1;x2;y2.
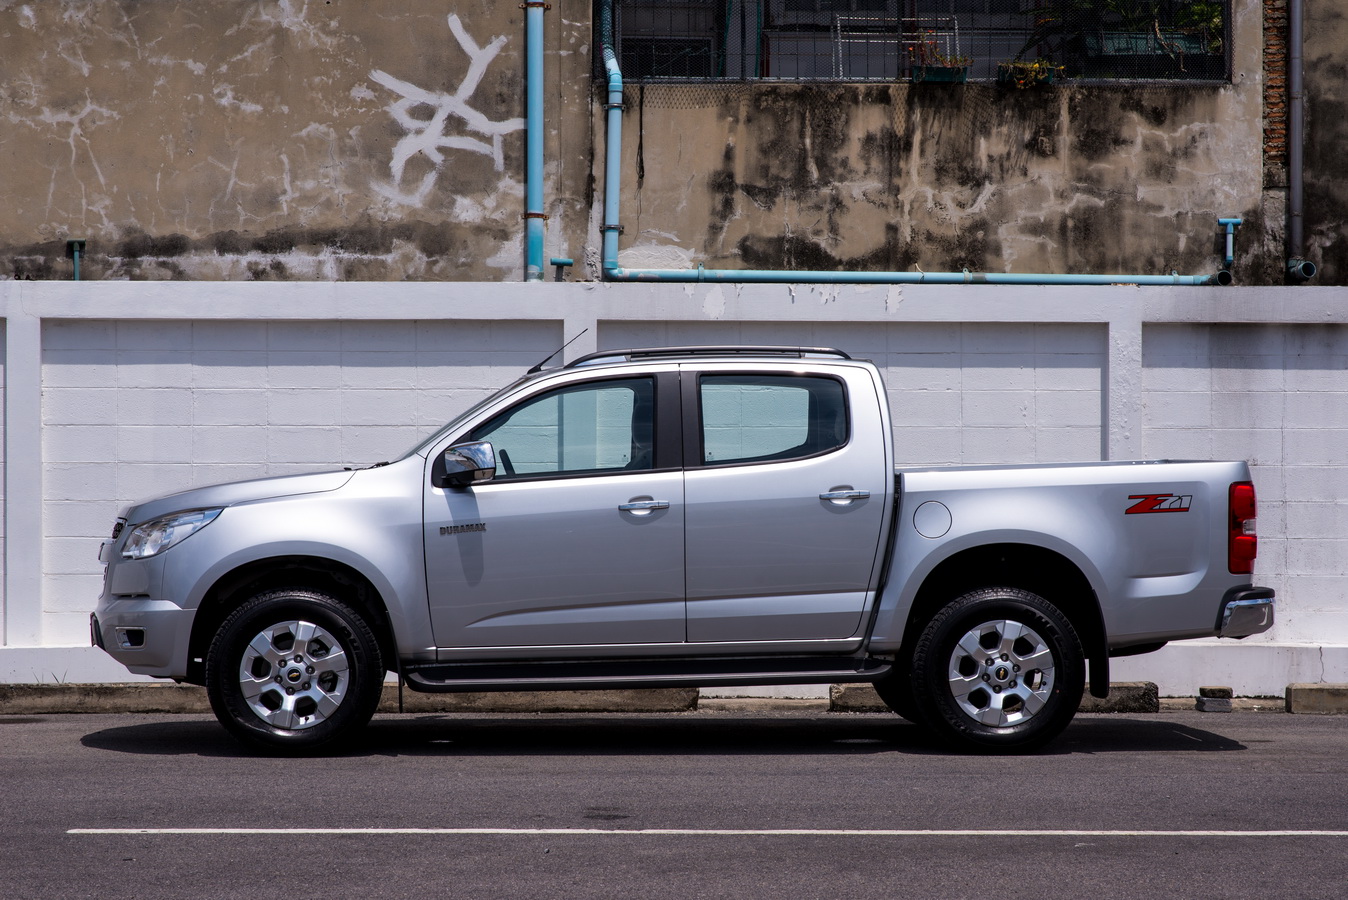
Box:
3;281;1346;695
39;318;561;645
1;321;6;637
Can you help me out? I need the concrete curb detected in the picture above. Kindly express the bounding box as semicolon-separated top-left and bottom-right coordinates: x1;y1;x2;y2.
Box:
1159;696;1285;712
6;682;1348;715
1285;683;1348;714
830;682;1162;714
374;687;699;714
0;684;700;715
1078;681;1159;713
827;684;891;712
0;683;213;714
700;697;830;713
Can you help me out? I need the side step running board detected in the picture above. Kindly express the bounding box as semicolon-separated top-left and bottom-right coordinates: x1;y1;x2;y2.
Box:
402;656;891;694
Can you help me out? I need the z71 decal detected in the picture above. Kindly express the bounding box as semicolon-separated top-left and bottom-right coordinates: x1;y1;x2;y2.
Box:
1126;493;1193;514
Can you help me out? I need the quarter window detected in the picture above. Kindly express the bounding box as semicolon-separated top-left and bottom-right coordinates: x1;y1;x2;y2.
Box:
699;374;847;465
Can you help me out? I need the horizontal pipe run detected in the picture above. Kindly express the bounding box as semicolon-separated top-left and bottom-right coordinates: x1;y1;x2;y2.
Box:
603;266;1229;287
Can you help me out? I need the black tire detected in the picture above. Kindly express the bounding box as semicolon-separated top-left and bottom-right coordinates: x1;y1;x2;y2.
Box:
911;587;1084;753
206;589;384;754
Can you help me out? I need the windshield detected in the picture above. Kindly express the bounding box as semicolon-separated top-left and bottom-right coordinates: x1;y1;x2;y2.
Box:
398;375;533;460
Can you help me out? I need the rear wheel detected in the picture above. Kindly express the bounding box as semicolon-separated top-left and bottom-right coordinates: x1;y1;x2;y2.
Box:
206;589;384;754
911;587;1084;753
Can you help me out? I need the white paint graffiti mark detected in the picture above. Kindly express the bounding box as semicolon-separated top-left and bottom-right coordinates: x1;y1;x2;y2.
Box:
233;0;340;52
370;15;524;206
212;84;264;114
35;96;122;222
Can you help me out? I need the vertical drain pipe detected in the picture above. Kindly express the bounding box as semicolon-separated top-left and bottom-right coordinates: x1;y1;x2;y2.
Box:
600;0;625;275
524;1;547;282
1286;0;1315;280
66;239;87;281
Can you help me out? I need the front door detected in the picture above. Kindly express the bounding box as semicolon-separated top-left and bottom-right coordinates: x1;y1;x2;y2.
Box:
425;374;685;649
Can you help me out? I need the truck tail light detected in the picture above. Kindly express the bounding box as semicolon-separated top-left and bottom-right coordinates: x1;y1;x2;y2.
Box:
1228;481;1257;575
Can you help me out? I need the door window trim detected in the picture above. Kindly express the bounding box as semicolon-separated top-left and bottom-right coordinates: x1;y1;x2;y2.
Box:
682;370;851;469
433;371;683;485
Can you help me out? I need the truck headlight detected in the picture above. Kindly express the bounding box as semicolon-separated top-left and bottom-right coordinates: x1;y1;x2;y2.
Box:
121;509;223;560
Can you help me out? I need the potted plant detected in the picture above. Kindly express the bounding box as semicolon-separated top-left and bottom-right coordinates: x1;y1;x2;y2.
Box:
907;31;971;84
1083;0;1223;78
996;58;1065;88
1016;0;1224;79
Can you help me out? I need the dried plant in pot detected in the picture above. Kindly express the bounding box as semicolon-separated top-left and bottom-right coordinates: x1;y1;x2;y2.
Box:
906;31;970;84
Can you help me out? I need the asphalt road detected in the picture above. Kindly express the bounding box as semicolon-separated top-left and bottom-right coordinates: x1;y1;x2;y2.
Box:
5;709;1348;899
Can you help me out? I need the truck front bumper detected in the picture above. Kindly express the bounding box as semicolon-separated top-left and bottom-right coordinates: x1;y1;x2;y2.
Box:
1217;586;1275;639
91;596;195;678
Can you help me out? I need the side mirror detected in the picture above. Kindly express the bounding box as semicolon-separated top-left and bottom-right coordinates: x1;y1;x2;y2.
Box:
441;441;497;487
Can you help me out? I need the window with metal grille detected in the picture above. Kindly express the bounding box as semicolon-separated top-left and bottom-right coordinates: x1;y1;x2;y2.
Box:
613;0;1229;83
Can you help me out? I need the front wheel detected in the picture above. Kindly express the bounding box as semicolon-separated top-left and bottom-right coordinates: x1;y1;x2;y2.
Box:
206;589;384;754
911;587;1084;753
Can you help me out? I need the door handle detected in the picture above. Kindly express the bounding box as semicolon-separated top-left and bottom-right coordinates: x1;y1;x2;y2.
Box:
820;489;870;504
619;500;670;513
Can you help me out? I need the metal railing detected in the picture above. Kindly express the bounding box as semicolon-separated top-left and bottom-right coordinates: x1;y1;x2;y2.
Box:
614;0;1229;83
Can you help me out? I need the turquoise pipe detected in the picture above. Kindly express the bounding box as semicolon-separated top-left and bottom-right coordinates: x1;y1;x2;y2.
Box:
595;0;1226;287
525;1;546;281
1218;218;1242;268
600;0;624;272
604;266;1230;286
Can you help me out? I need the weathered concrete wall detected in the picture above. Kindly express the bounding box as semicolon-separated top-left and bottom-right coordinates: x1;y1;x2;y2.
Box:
1304;2;1348;284
0;0;1322;285
0;0;593;281
613;78;1273;281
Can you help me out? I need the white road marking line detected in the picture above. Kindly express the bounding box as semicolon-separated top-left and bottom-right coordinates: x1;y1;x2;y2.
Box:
67;828;1348;837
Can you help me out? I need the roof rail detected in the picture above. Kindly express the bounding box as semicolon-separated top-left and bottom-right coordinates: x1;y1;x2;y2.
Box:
565;346;852;368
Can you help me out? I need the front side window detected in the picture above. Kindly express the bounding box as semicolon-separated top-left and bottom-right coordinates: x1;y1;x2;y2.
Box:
471;377;655;478
699;374;847;465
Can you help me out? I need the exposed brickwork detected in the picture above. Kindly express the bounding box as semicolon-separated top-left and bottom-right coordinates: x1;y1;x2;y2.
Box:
1265;0;1289;179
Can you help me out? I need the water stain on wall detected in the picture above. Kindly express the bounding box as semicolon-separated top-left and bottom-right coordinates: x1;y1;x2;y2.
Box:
619;76;1258;277
0;1;1327;283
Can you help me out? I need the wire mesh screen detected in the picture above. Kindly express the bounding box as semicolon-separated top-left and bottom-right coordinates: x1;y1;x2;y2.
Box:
615;0;1228;83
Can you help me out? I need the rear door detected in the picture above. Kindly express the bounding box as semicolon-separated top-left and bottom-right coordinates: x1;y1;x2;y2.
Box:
681;362;891;643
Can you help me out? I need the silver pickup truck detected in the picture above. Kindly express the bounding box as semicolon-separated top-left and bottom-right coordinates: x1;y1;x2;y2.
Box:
92;346;1274;753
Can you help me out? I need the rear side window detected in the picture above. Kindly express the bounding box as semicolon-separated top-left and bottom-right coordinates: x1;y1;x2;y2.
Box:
699;374;847;466
471;377;655;478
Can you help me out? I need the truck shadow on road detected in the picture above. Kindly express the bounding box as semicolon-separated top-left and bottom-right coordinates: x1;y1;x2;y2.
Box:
79;713;1247;757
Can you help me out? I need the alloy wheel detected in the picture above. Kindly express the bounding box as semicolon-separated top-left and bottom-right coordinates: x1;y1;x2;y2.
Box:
237;619;350;731
946;618;1056;727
